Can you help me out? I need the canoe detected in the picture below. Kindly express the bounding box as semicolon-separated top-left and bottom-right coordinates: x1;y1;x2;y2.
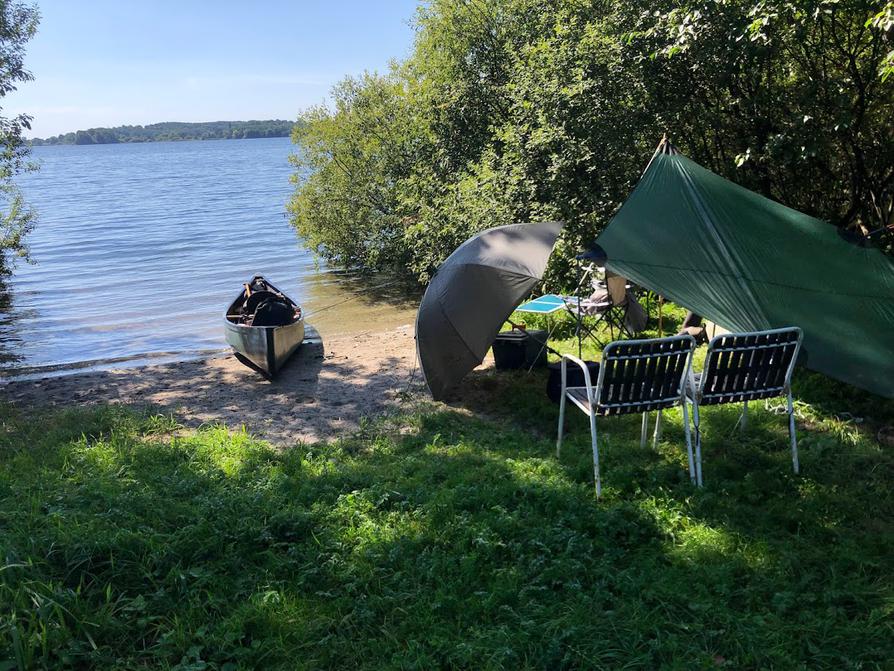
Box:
224;275;305;377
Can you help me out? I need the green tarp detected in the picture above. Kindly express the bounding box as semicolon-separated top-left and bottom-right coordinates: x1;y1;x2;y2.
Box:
595;144;894;398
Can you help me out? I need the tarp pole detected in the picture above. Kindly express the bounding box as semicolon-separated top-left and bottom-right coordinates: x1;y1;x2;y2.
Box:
658;296;664;337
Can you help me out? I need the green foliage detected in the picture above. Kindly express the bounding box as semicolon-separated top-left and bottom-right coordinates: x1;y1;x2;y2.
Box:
1;369;893;668
30;120;298;146
634;0;893;239
0;0;39;274
868;2;894;80
0;184;34;267
289;75;424;270
290;0;894;285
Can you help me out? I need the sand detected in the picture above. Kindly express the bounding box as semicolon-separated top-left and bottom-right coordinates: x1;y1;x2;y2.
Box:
1;325;428;446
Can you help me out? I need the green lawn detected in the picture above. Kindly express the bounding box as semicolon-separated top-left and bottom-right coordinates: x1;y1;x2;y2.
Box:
2;354;893;670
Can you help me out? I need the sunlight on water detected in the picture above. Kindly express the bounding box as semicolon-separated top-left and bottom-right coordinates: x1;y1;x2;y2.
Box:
0;138;418;378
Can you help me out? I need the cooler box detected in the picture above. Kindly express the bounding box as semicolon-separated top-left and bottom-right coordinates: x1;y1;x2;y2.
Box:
546;360;600;403
492;329;548;370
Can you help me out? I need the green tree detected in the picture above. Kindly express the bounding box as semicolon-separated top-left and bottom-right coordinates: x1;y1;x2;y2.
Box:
0;0;39;273
32;120;296;145
869;1;894;80
289;74;425;271
290;0;894;284
631;0;893;237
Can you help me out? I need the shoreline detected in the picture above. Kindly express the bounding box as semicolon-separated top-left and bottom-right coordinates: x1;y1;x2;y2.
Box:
2;325;424;446
0;347;230;383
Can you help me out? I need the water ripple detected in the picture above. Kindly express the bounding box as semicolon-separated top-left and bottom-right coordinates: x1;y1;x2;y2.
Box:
0;137;329;376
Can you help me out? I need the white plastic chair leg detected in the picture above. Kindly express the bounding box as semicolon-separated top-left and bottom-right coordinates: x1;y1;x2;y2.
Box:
652;409;663;448
682;398;696;485
589;412;601;498
787;390;799;474
640;412;649;448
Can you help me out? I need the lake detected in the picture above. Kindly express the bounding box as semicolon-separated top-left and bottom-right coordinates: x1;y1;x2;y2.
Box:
0;137;418;378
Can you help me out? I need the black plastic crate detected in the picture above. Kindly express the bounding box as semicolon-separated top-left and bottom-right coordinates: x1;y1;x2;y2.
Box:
492;329;548;370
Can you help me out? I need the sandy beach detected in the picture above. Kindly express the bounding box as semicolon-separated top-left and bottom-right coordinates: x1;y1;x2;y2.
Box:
2;324;428;446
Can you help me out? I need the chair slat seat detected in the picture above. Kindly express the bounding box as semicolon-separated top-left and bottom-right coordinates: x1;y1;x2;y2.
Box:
689;372;788;405
566;386;685;416
565;387;592;414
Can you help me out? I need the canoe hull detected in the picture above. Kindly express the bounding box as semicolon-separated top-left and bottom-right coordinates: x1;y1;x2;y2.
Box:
224;275;305;377
224;318;305;377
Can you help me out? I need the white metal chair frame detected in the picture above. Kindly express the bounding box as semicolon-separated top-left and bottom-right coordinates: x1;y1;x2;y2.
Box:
686;327;803;486
556;334;697;497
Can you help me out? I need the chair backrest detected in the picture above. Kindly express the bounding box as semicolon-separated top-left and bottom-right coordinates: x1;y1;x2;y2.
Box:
698;327;802;405
604;271;628;306
595;334;695;415
589;265;606;291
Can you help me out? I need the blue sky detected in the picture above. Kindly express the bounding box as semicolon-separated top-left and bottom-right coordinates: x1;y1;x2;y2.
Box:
7;0;420;138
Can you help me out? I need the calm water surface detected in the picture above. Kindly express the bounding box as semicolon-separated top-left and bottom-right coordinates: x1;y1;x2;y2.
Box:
0;137;417;378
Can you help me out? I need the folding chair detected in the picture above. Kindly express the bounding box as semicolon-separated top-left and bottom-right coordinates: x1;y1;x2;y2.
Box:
557;334;697;496
579;271;632;337
685;327;802;486
600;271;634;337
564;271;642;352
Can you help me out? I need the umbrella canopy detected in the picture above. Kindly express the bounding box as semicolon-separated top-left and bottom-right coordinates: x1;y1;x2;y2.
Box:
416;221;563;399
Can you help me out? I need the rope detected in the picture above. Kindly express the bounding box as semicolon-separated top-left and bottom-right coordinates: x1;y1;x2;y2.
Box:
404;350;421;396
301;279;403;319
297;276;423;396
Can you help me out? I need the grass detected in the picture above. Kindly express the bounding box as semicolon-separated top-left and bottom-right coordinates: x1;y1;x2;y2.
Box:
508;295;690;363
2;300;893;669
1;352;893;670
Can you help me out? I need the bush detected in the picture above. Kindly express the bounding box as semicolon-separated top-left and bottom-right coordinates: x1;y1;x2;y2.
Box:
289;0;894;287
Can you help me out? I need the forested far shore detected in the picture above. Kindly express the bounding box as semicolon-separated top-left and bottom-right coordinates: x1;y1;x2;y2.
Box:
30;120;298;145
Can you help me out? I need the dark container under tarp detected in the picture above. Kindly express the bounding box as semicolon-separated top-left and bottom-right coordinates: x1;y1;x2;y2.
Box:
546;361;600;403
492;329;548;370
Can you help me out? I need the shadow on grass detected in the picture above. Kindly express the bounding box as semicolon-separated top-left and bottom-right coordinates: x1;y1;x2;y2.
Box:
790;367;894;429
447;364;894;661
1;392;892;669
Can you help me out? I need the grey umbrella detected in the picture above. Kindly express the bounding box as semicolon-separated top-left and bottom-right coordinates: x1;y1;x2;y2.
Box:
416;221;564;399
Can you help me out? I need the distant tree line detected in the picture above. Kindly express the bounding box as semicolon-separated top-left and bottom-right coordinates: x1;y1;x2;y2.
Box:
31;120;298;146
